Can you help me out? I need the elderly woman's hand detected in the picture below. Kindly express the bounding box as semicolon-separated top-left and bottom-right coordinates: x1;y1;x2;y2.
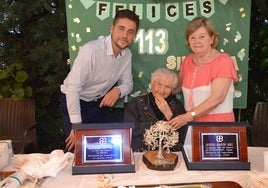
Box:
154;94;173;120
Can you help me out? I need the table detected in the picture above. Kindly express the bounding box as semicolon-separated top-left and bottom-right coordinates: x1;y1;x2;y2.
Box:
2;147;267;188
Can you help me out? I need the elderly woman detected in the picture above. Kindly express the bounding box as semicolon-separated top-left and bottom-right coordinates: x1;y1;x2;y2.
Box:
168;17;238;130
124;68;186;152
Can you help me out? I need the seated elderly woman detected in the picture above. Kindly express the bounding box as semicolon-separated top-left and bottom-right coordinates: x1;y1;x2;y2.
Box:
124;68;186;152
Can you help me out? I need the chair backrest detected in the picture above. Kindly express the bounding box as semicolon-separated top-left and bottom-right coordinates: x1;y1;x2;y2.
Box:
251;101;268;147
0;98;36;153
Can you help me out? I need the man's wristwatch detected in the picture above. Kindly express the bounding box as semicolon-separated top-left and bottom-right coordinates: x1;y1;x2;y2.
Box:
190;111;197;120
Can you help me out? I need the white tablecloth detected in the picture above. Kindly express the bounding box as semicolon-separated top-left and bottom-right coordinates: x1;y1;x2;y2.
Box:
2;147;268;188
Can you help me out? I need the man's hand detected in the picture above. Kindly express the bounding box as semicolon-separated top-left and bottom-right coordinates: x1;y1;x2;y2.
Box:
99;87;121;107
65;130;75;152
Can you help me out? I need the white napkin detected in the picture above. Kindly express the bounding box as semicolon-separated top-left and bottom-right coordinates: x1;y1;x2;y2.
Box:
21;150;73;178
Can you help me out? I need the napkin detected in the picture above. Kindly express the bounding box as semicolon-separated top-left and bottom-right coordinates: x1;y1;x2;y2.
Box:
0;150;74;188
21;149;73;178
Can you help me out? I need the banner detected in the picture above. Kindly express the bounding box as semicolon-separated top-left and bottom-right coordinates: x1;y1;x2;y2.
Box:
65;0;251;108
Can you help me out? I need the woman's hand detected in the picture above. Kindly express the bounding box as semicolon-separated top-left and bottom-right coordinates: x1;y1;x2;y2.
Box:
168;113;191;130
155;94;173;120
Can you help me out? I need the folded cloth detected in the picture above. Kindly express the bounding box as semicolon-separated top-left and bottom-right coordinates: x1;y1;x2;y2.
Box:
21;150;74;179
247;170;268;188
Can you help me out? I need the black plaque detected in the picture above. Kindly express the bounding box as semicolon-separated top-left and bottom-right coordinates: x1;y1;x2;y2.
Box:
201;132;239;160
83;134;123;163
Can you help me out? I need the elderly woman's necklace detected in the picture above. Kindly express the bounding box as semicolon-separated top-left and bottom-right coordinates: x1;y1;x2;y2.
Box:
188;49;214;110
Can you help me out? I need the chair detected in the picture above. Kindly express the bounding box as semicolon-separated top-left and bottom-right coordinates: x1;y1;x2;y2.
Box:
251;102;268;147
0;98;38;154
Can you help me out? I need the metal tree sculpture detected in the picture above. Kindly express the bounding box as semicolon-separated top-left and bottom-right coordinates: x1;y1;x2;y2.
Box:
144;121;179;159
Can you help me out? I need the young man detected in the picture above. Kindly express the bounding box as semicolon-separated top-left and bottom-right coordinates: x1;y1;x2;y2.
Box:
60;9;140;151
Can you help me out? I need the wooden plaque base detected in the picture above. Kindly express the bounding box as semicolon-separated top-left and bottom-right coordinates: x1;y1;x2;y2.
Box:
143;151;178;171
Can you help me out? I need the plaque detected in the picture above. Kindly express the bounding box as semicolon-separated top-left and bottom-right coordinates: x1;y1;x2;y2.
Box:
181;122;250;170
201;132;239;160
82;134;123;163
72;123;135;175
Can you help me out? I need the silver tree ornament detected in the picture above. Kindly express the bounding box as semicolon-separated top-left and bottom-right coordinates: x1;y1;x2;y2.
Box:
144;121;179;159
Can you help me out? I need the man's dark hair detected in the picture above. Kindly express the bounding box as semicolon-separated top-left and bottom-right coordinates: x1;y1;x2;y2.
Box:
113;9;140;31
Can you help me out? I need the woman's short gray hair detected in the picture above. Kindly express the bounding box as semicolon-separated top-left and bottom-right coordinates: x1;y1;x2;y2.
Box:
150;68;179;94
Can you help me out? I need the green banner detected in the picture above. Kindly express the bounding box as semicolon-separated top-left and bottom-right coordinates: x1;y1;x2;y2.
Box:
65;0;251;108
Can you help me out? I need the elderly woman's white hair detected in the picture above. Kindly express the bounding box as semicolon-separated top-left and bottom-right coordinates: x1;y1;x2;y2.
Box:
150;68;180;94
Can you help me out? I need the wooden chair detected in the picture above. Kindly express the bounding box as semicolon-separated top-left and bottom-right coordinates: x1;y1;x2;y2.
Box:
0;98;38;154
251;102;268;147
